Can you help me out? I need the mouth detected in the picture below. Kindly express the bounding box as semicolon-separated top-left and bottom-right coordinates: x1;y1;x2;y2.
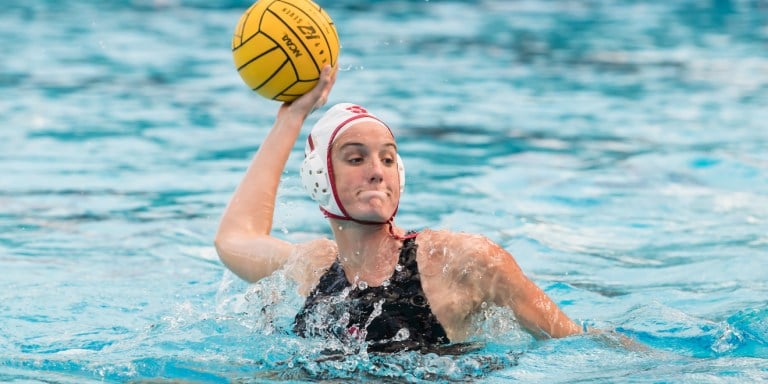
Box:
358;190;389;199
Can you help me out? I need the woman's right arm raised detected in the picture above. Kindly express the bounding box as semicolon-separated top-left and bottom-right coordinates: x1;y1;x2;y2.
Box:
214;66;336;284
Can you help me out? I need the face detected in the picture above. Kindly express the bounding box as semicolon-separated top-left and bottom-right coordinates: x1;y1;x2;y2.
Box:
330;121;401;223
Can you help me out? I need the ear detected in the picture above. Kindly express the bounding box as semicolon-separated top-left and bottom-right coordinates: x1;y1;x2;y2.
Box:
396;153;405;193
300;151;331;206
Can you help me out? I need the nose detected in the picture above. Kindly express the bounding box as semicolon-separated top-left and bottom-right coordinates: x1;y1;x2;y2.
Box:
368;158;384;183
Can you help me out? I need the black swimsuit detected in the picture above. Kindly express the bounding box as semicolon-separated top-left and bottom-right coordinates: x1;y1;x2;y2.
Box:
293;235;450;353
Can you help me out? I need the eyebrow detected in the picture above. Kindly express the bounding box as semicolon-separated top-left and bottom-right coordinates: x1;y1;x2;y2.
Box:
336;142;398;152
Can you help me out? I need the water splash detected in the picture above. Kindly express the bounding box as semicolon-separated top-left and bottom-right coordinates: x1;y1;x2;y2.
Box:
615;302;768;358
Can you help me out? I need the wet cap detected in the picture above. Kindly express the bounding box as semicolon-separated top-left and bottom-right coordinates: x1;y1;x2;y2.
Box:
300;103;405;223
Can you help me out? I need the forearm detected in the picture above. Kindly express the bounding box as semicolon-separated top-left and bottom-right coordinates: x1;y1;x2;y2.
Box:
216;65;333;240
486;247;582;339
216;114;305;238
511;279;582;339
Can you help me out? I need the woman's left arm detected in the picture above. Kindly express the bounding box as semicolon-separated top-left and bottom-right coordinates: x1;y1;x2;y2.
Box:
478;239;582;339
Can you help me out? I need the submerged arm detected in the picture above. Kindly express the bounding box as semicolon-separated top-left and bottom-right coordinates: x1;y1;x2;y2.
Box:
214;66;336;283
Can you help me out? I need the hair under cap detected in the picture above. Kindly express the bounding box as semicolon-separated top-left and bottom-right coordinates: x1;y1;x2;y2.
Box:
300;103;405;222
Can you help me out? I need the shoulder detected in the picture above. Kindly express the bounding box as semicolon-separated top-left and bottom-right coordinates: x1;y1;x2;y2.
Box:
292;237;338;258
415;229;518;337
416;229;504;256
415;229;509;277
285;237;338;296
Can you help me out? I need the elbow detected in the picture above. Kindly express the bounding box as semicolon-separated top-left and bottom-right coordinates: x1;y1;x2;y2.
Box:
211;232;282;284
213;232;228;262
213;231;240;268
212;235;257;283
213;223;241;262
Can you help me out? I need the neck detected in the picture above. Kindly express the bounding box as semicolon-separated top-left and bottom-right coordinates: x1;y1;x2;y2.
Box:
330;219;407;286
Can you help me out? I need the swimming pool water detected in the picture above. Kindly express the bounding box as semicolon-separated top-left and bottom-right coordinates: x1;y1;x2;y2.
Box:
1;0;767;382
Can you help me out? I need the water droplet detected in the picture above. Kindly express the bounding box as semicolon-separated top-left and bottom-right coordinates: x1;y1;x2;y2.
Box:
358;281;368;290
393;327;410;341
395;264;403;271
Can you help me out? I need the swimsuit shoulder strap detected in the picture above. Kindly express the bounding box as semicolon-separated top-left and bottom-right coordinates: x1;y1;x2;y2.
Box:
312;259;349;296
398;231;419;269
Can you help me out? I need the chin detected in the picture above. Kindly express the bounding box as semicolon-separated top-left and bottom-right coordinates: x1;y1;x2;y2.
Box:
353;213;390;223
348;207;395;223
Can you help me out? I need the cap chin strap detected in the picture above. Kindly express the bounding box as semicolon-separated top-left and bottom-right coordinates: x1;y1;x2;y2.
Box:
320;207;418;241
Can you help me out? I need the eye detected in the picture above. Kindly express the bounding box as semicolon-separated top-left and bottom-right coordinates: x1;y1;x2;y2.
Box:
347;156;363;164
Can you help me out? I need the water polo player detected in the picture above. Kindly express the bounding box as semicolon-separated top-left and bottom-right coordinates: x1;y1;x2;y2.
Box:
214;66;583;353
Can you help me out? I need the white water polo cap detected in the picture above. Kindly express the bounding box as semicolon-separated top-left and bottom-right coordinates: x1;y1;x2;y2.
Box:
300;103;405;222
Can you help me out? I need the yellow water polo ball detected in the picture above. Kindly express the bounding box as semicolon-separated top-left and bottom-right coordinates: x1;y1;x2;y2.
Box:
232;0;339;102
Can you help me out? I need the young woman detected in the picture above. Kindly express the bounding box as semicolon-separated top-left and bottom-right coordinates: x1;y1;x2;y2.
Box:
214;66;583;353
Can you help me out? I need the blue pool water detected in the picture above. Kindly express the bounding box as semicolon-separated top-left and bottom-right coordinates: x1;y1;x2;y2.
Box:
2;0;767;382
